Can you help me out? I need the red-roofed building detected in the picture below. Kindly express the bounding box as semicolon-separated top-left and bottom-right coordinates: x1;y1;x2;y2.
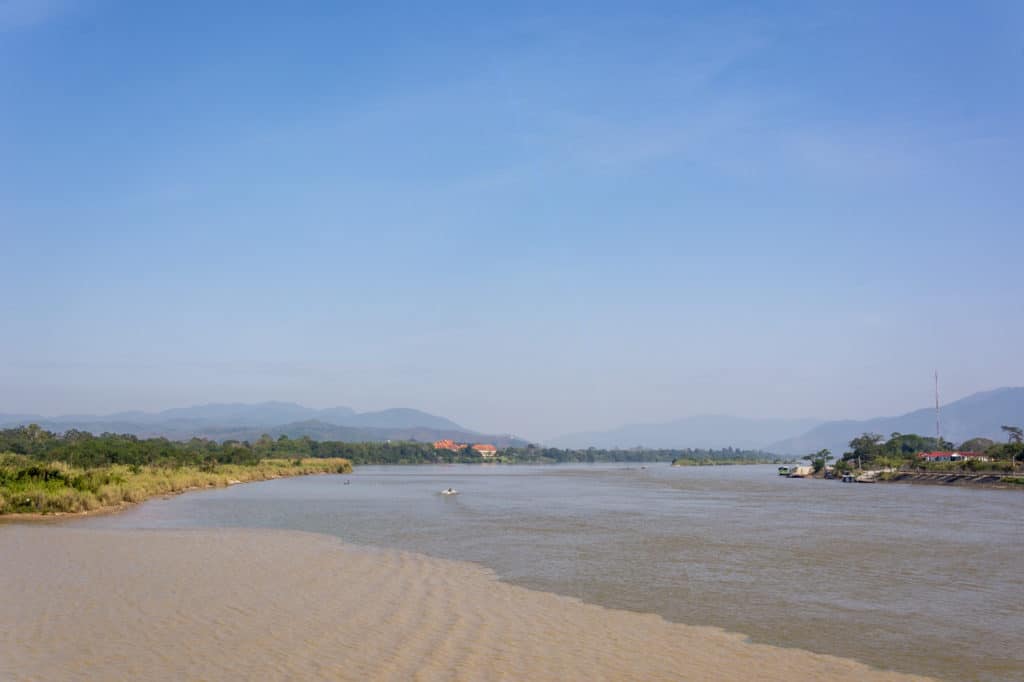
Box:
917;451;990;463
433;439;462;452
472;444;498;458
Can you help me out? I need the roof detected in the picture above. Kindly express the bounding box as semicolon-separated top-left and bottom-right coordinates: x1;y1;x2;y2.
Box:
917;451;984;459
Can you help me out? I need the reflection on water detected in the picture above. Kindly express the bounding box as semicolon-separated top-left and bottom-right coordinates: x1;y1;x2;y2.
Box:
85;464;1024;681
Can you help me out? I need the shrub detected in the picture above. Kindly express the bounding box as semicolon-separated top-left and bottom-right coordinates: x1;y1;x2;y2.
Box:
0;457;351;515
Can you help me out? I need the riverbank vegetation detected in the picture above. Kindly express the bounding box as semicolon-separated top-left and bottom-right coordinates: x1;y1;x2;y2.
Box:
0;454;352;515
0;425;780;470
502;445;777;465
667;449;779;465
0;425;356;515
817;428;1023;485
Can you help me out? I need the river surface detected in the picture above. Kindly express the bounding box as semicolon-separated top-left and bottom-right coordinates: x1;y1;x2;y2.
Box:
83;463;1024;681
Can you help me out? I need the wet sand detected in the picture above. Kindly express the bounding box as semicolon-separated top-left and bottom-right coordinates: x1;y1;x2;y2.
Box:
0;526;931;681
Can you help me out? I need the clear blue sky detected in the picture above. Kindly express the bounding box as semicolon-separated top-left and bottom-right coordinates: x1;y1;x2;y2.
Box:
2;0;1022;440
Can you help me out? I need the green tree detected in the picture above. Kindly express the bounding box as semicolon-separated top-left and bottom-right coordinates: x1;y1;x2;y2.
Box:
803;448;833;473
1001;425;1023;444
845;433;884;467
1000;426;1023;470
958;437;995;452
874;455;903;471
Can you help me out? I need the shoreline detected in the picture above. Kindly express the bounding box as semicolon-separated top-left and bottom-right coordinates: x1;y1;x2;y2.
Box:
0;524;934;681
0;472;331;523
875;471;1022;488
787;470;1022;490
0;458;352;520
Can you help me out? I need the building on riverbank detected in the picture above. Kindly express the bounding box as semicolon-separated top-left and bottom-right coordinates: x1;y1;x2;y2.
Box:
433;440;499;457
916;451;990;463
472;444;498;458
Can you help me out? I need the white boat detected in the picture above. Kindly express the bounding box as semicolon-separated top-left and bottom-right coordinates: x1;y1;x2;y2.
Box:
440;488;459;496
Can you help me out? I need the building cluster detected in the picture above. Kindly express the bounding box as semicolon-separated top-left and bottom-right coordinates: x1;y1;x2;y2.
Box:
916;451;990;463
433;440;498;457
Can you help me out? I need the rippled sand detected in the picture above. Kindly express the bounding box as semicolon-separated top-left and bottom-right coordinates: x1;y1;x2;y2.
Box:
0;526;931;681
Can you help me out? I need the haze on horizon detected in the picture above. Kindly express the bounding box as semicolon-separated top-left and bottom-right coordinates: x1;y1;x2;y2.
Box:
3;1;1022;441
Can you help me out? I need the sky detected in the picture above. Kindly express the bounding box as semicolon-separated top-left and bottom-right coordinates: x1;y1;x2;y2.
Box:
2;0;1022;440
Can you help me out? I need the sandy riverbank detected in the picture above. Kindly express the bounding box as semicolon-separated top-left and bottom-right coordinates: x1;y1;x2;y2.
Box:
0;526;932;682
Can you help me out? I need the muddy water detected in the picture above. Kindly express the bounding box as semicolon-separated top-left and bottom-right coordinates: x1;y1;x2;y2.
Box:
81;464;1024;680
0;526;931;681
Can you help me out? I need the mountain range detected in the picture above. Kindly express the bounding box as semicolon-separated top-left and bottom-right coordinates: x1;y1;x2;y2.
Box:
548;387;1024;455
0;402;528;447
548;416;822;450
3;387;1021;454
767;387;1024;455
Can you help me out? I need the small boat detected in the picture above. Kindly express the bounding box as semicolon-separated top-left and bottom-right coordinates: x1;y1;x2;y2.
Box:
841;473;855;483
778;466;794;476
440;488;459;496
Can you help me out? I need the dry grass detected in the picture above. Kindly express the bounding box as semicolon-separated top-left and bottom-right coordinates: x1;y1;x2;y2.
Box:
0;454;352;515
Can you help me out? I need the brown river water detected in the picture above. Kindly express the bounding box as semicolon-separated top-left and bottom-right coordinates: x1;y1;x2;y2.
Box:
3;463;1021;680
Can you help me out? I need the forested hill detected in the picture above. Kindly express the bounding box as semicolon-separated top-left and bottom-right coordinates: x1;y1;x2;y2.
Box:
0;403;527;448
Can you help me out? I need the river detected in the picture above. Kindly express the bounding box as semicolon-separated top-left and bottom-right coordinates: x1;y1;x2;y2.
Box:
84;463;1024;681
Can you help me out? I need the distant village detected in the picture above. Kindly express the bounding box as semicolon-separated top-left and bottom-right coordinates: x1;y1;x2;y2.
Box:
432;439;498;458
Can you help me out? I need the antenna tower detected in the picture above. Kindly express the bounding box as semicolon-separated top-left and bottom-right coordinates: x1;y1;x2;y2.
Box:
934;370;941;445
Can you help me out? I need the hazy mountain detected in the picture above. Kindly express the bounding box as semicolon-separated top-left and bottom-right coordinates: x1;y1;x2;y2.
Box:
0;413;47;428
548;415;822;450
338;408;463;431
201;420;528;448
156;402;319;426
314;406;359;423
0;402;333;428
6;388;1019;454
770;387;1024;455
0;402;491;443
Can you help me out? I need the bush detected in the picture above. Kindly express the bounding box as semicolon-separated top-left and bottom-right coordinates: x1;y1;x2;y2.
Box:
0;457;352;515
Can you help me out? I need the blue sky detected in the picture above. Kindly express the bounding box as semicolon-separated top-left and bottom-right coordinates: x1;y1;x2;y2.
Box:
2;0;1022;439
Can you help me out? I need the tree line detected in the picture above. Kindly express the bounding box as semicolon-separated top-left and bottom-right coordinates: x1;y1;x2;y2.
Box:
0;425;778;467
802;427;1024;473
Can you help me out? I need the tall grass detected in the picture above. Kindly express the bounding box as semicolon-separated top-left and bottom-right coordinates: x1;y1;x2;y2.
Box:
0;453;352;515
